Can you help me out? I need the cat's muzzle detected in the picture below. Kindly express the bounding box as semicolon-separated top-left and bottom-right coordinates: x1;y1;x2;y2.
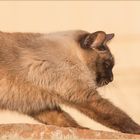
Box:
96;75;113;87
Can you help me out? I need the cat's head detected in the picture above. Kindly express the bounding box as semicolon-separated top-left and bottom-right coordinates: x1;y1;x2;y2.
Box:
79;31;115;87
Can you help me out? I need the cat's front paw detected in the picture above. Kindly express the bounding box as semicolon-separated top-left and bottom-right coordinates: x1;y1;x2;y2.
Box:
132;125;140;135
122;121;140;135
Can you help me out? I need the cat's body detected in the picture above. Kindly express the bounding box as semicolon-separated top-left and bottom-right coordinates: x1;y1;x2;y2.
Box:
0;30;140;134
0;30;95;113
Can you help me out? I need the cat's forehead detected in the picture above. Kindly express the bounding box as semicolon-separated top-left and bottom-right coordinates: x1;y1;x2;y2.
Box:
93;47;114;62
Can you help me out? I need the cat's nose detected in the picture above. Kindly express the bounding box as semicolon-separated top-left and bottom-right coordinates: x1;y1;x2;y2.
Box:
108;71;113;82
109;76;113;82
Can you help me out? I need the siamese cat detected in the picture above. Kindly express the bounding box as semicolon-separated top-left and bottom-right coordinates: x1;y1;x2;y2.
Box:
0;30;139;134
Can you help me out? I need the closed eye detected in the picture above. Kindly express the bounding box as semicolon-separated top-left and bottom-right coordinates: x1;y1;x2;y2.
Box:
105;62;110;68
98;45;106;51
104;60;114;69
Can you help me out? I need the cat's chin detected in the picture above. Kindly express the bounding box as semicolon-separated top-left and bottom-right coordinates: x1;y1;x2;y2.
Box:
96;80;110;87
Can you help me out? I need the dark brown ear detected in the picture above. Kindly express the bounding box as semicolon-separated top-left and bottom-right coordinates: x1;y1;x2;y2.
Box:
80;31;106;49
104;33;115;44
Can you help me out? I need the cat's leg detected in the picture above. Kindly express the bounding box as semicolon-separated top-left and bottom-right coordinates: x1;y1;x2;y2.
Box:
68;93;140;134
31;108;82;128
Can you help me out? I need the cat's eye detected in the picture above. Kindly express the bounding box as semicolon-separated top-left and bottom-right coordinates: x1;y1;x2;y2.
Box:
104;61;110;68
98;45;106;51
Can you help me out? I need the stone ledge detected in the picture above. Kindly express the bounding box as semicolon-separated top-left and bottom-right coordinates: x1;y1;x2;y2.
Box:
0;124;140;140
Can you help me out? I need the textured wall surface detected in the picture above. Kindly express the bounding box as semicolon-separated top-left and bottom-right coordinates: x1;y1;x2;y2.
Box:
0;124;140;140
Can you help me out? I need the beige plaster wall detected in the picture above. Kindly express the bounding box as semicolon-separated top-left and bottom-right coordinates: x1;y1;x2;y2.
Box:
0;1;139;132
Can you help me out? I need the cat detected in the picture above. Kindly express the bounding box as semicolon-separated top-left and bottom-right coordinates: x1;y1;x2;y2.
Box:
0;30;139;134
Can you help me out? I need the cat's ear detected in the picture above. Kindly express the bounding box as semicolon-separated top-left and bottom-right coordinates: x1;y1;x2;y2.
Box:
80;31;106;49
104;33;115;44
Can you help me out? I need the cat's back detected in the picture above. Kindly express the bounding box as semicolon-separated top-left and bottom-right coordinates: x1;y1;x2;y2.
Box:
0;31;42;51
0;31;44;74
0;30;86;73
